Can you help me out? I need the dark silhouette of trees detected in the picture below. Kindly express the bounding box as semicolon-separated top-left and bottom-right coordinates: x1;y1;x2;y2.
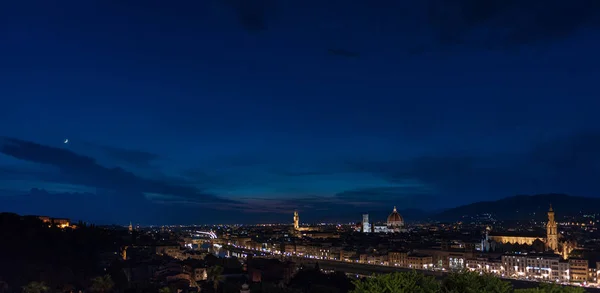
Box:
21;281;49;293
352;271;439;293
350;271;585;293
442;271;513;293
89;275;115;293
0;279;8;293
288;267;353;293
0;213;126;292
514;283;586;293
204;254;220;267
207;265;225;292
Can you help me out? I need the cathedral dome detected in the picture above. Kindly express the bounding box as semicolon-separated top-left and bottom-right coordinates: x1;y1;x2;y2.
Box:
387;206;404;227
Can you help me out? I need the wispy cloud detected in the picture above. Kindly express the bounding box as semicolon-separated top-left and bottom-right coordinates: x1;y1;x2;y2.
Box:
225;0;274;32
88;142;160;168
0;137;233;205
423;0;600;50
347;132;600;203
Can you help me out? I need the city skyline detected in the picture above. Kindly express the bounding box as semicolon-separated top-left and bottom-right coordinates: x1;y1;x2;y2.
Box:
2;1;600;224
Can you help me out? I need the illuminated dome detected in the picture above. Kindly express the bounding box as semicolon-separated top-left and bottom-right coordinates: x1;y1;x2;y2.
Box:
387;206;404;227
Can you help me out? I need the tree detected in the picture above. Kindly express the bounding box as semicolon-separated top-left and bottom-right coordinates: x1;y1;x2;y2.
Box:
289;268;353;293
158;287;172;293
260;283;302;293
207;265;225;292
89;275;115;293
0;280;8;293
21;282;48;293
351;271;440;293
515;283;587;293
441;271;512;293
204;254;220;267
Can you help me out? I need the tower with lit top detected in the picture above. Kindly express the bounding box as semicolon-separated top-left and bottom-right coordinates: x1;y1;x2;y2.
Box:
546;205;558;251
293;211;299;230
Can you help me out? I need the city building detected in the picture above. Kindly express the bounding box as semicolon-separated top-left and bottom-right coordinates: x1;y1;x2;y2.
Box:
500;253;570;282
362;214;371;233
38;216;71;228
569;258;589;283
361;206;405;233
483;206;575;259
387;206;404;228
291;211;320;236
466;257;504;275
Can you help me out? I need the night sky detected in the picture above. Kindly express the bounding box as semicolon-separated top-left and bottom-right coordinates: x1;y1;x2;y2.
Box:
1;1;599;225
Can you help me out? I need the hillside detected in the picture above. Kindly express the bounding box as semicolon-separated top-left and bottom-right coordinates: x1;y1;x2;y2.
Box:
432;194;600;222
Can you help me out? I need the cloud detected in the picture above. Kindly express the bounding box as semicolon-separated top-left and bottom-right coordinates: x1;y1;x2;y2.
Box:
0;187;242;225
0;137;233;205
334;186;436;207
270;170;335;177
225;0;274;32
423;0;600;49
347;132;600;204
327;49;360;58
93;144;160;168
236;184;435;222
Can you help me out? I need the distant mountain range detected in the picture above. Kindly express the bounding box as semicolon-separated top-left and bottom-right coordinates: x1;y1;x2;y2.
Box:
431;194;600;222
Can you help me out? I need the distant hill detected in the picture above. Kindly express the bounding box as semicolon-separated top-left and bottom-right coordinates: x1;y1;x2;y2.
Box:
432;194;600;222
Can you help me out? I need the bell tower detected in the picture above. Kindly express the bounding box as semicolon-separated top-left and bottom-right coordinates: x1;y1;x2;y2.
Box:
293;211;299;230
546;205;558;251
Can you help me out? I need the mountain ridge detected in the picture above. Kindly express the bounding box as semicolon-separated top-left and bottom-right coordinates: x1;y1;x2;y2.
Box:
432;194;599;222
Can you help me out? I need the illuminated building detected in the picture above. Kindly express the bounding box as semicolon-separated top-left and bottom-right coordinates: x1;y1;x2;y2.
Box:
569;258;588;283
363;206;406;233
485;206;575;259
293;211;299;230
387;206;404;228
386;251;433;269
406;253;434;269
290;211;319;236
501;253;569;282
362;214;371;233
546;205;559;251
466;258;503;275
38;216;71;228
388;251;407;266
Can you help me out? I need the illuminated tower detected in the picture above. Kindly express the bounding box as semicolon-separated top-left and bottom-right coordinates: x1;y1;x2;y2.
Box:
122;246;128;260
546;205;558;251
362;214;371;233
128;222;133;232
293;211;299;230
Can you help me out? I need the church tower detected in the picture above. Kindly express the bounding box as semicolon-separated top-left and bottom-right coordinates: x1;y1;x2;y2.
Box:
546;205;558;251
293;211;299;230
128;222;133;232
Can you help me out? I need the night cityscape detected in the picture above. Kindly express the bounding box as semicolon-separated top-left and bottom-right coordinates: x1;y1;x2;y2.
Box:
2;1;600;293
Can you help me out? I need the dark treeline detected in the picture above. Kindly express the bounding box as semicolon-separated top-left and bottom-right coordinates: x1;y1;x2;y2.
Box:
0;213;126;292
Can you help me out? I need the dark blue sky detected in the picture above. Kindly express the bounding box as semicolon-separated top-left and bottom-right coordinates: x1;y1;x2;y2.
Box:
1;1;599;224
